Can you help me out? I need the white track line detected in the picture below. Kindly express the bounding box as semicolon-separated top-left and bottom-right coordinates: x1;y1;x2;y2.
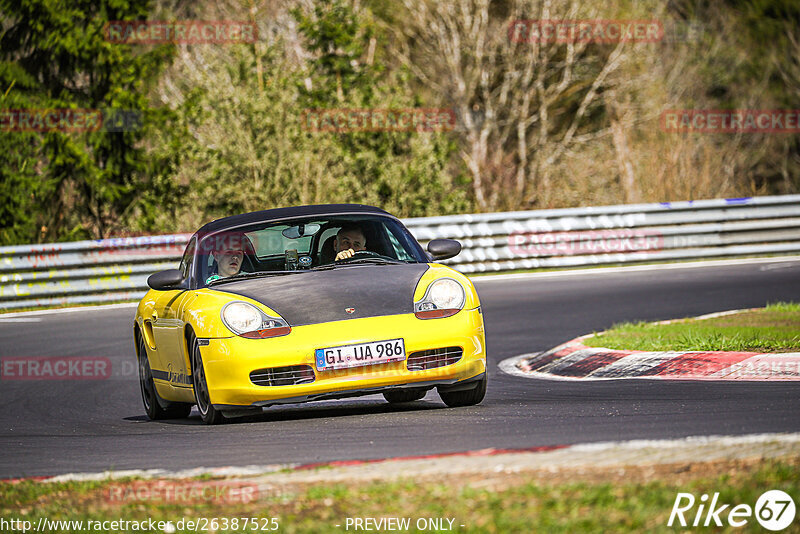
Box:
0;302;138;318
655;308;753;324
568;432;800;452
471;255;800;282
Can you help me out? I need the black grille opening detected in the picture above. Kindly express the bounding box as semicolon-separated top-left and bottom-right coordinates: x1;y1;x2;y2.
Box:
407;347;463;371
250;365;316;387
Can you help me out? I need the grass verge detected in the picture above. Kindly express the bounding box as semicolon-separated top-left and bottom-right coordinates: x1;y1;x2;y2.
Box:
0;458;798;533
586;302;800;352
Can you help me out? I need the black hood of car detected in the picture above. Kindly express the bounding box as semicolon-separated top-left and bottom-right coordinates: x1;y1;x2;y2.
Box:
212;263;430;326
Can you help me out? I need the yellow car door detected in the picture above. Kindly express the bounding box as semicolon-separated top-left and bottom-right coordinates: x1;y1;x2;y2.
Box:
150;289;187;379
150;237;197;397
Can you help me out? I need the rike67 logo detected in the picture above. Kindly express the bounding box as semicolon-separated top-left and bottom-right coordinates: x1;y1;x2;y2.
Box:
668;490;796;531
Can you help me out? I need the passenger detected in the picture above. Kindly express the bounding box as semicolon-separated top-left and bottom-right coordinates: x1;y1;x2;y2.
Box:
205;232;247;283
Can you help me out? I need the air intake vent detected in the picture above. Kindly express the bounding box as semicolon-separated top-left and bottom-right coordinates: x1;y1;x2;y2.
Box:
407;347;463;371
250;365;315;387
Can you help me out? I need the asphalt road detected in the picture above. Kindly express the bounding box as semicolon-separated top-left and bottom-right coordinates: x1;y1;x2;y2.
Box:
1;258;799;478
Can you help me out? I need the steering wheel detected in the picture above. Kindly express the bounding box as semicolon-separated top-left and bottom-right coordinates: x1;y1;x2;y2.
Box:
335;250;381;262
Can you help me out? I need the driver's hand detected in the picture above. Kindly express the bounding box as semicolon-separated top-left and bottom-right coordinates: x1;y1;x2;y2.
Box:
335;248;356;261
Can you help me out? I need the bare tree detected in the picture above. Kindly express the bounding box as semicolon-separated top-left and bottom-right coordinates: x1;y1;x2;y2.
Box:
776;22;800;193
393;0;639;211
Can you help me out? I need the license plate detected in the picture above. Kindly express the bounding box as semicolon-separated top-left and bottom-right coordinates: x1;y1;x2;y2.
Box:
315;338;405;371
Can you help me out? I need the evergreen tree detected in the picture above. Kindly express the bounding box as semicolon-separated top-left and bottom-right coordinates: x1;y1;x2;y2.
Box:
0;0;173;243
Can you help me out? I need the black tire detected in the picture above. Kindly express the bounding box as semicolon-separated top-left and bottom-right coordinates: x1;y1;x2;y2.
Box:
383;388;427;404
438;375;487;408
137;334;192;420
189;333;225;425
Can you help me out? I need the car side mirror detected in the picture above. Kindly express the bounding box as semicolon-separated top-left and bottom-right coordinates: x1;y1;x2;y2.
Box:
427;239;461;261
147;269;185;290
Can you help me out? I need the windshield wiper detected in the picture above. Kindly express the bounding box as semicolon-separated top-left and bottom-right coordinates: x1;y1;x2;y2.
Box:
207;270;302;286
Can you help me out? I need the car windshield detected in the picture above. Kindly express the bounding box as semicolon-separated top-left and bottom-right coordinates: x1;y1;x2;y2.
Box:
196;214;427;287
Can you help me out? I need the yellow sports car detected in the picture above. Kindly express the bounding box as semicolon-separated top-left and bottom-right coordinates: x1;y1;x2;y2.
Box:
134;204;487;424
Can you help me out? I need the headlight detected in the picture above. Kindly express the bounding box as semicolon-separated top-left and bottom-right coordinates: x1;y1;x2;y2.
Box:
222;302;261;333
414;278;465;319
221;301;291;338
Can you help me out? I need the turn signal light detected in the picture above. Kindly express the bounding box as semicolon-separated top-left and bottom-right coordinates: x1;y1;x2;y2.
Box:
241;326;292;339
414;309;460;319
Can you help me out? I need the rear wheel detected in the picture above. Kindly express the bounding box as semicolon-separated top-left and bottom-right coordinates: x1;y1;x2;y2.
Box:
190;333;225;425
438;375;487;408
383;388;427;404
137;334;192;420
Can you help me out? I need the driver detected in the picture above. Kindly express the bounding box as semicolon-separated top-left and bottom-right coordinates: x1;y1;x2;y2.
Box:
334;225;367;261
205;232;247;283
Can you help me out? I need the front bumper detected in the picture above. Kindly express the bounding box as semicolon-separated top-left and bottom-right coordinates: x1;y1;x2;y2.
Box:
201;308;486;407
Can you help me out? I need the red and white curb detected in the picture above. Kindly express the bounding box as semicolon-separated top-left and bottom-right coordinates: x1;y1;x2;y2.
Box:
501;336;800;381
5;433;799;486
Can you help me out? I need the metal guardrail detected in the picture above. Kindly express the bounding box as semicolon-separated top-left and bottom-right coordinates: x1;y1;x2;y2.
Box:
1;195;799;310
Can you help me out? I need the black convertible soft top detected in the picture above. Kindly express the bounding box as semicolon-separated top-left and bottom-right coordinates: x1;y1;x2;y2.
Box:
196;204;393;235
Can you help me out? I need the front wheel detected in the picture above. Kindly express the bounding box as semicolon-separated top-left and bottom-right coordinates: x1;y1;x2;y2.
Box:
137;334;192;420
190;333;225;425
438;375;487;408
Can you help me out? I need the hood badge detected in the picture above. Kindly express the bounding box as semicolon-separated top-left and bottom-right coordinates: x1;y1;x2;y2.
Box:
345;307;356;314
